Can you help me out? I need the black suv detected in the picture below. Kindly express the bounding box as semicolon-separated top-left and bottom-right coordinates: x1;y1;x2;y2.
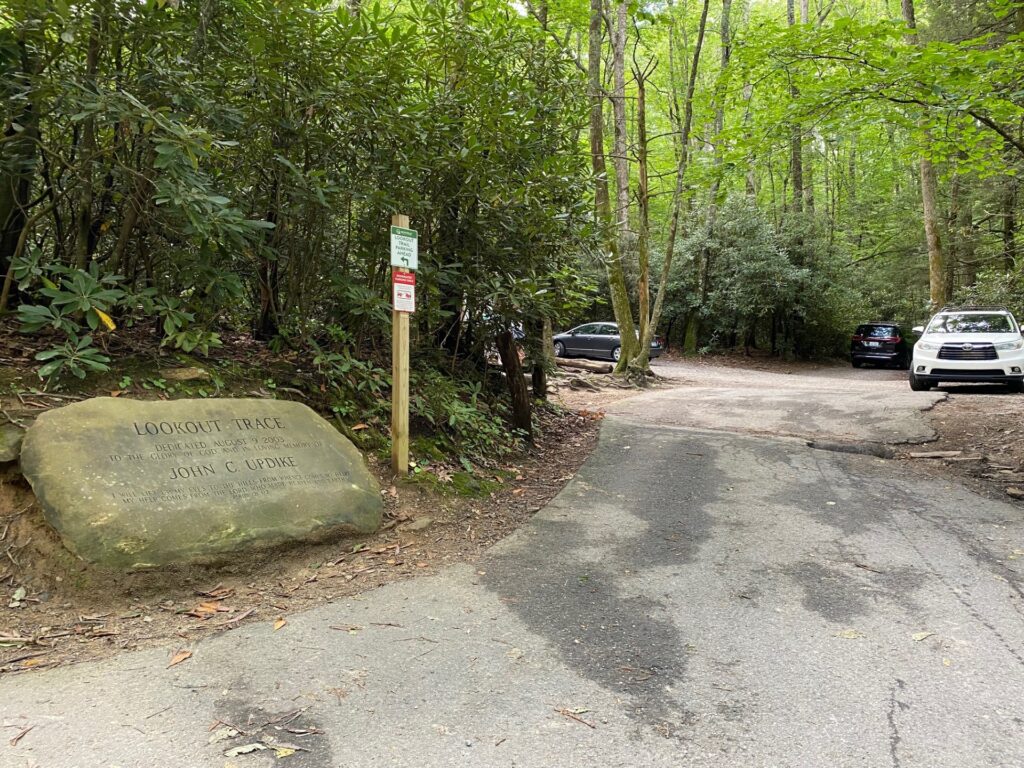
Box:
851;322;909;368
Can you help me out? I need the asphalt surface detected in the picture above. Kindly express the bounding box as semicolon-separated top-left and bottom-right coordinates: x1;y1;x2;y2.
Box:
3;363;1024;768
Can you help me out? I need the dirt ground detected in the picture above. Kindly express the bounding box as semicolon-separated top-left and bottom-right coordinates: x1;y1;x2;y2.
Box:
0;383;619;676
905;386;1024;502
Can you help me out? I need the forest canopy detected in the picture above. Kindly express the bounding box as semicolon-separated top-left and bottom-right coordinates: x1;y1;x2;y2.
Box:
2;0;1022;446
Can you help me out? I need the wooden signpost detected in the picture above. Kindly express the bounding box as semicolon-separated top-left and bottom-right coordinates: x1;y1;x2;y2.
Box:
390;214;417;475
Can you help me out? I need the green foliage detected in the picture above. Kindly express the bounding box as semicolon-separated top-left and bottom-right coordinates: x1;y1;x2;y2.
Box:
312;333;390;421
409;368;520;462
3;0;1021;447
164;328;223;355
34;334;111;381
956;266;1024;320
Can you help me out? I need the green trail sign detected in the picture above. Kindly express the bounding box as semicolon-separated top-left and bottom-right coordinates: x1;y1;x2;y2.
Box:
390;226;418;270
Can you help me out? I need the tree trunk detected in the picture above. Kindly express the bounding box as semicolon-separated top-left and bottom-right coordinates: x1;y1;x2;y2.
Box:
496;329;532;441
255;177;282;339
947;169;962;293
631;59;652;374
632;0;710;369
74;3;107;269
1003;171;1018;270
607;0;638;372
556;357;613;373
683;313;699;354
589;0;632;373
689;0;731;361
920;158;947;307
901;0;948;308
787;0;803;216
529;317;548;401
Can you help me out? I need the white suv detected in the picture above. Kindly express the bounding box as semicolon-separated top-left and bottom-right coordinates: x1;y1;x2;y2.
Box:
909;307;1024;392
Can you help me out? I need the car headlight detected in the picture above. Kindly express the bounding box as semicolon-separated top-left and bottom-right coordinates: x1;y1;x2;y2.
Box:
994;339;1024;351
917;342;938;350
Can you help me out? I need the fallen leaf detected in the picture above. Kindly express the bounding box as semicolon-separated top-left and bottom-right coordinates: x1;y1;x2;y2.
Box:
943;657;952;666
167;649;192;668
835;629;865;639
208;726;240;744
274;618;287;631
911;631;934;642
191;601;229;618
110;390;122;397
352;423;369;431
224;743;269;757
275;748;297;758
21;658;42;668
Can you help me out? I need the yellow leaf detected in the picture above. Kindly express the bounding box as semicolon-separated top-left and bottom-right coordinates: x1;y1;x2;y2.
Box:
94;308;117;331
275;748;296;758
22;658;41;667
167;649;192;668
274;618;287;631
835;629;865;640
194;601;222;616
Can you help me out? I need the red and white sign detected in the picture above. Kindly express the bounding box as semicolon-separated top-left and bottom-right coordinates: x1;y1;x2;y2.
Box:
392;270;416;313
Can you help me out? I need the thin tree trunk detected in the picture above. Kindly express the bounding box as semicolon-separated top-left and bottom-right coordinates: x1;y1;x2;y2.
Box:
1003;170;1018;269
632;61;652;372
608;0;638;371
947;169;961;293
74;2;107;269
638;0;711;367
529;317;548;401
901;0;948;308
787;0;803;216
800;0;815;213
692;0;731;351
920;158;947;306
588;0;635;372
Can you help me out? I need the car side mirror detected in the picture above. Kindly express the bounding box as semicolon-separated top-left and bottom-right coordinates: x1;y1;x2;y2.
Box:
912;326;924;334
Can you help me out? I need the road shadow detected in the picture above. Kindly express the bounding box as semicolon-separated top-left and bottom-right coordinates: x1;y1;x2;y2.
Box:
481;420;722;737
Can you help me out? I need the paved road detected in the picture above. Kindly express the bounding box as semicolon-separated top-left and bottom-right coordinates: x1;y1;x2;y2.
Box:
4;364;1024;768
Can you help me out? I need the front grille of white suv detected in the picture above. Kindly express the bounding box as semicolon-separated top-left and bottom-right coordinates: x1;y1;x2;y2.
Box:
937;343;998;361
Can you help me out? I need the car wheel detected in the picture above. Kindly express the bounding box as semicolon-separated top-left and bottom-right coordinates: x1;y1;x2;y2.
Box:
851;358;862;368
554;341;565;358
908;370;930;391
612;346;621;362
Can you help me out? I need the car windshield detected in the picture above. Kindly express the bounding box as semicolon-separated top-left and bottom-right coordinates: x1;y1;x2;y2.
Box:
857;325;898;338
926;313;1016;334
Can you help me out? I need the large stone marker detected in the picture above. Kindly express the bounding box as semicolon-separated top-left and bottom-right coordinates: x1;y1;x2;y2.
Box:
20;398;382;568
